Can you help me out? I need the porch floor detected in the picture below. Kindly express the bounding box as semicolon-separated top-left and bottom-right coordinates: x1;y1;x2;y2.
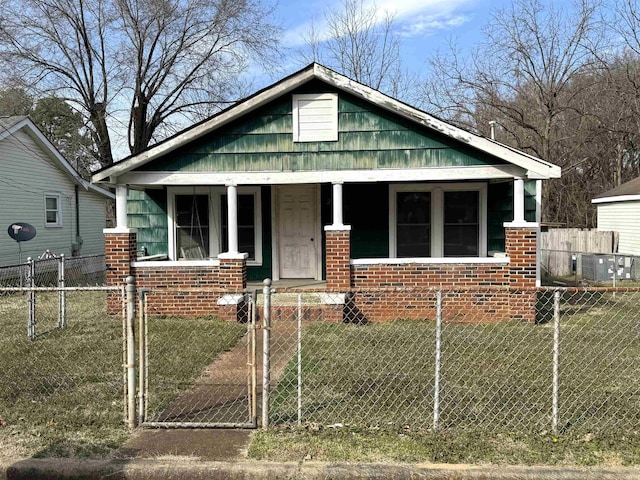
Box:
247;279;327;291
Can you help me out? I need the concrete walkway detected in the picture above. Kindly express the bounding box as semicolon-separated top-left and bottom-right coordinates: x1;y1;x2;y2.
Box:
124;315;300;459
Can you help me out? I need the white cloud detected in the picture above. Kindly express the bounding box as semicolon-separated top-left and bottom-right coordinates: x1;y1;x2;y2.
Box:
281;0;476;47
398;13;471;38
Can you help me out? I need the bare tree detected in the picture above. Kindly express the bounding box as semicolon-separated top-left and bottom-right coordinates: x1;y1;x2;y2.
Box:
0;0;281;166
298;0;419;102
424;0;604;226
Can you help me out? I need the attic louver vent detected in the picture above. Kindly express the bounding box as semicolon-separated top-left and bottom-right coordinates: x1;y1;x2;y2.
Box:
292;93;338;142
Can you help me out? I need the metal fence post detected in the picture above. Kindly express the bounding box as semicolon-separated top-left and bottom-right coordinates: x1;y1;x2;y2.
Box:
137;289;147;424
27;257;35;341
126;276;137;429
433;289;443;431
262;278;272;429
250;290;258;426
297;293;302;426
552;290;561;435
58;254;66;329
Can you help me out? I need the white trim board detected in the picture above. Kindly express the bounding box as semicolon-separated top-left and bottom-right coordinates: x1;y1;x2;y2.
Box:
592;194;640;204
118;165;524;187
351;257;510;265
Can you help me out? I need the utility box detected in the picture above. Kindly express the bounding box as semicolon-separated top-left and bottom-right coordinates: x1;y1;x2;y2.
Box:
582;254;637;282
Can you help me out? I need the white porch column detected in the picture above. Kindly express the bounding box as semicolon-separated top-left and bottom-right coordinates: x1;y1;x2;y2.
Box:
226;184;239;254
332;182;344;227
513;177;525;224
115;184;128;229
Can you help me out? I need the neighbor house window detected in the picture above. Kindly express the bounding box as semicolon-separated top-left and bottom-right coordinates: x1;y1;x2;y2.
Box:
292;93;338;142
168;187;262;263
390;183;486;258
45;193;62;227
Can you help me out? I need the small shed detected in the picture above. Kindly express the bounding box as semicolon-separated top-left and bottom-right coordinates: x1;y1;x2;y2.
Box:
592;177;640;255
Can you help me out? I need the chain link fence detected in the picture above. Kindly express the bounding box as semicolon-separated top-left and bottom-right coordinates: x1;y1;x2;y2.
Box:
266;287;640;435
0;285;126;456
0;254;106;290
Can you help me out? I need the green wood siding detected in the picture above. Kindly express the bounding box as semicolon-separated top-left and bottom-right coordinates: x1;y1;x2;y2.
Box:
127;189;168;256
344;183;389;258
137;85;508;174
487;182;512;253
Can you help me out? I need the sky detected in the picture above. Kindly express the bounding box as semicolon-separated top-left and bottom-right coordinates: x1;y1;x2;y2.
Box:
268;0;513;81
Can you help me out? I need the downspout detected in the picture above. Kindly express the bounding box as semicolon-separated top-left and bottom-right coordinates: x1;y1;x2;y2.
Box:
73;185;83;256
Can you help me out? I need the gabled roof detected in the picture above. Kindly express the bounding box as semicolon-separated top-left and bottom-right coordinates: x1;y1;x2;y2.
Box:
92;63;561;183
592;176;640;204
0;116;114;199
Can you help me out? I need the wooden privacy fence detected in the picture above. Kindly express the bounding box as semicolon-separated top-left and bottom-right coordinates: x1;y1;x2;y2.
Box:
541;229;618;277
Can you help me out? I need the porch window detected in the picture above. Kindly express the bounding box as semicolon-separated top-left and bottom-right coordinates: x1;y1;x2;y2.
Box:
390;183;487;258
169;187;262;263
175;194;209;258
444;191;479;257
396;192;431;257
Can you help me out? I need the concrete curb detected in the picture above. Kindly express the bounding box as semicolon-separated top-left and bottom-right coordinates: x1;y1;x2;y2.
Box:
0;458;639;480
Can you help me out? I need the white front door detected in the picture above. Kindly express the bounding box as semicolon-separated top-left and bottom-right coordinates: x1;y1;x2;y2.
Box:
277;185;318;279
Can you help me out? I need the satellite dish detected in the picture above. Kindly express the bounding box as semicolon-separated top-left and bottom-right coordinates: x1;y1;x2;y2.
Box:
8;222;37;242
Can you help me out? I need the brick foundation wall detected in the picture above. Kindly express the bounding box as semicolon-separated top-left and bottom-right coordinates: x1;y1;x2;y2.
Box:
136;265;223;317
325;229;351;290
349;262;511;323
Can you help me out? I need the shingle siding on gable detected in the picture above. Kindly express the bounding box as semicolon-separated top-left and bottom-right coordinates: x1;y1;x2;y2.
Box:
137;87;509;174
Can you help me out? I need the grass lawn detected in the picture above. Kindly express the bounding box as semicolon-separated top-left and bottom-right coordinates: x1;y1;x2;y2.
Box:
0;290;246;458
251;291;640;465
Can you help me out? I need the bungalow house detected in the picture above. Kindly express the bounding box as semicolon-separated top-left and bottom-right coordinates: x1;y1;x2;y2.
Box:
92;64;560;322
1;116;114;266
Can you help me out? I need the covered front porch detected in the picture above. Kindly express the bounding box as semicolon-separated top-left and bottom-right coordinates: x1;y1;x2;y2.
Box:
115;174;539;282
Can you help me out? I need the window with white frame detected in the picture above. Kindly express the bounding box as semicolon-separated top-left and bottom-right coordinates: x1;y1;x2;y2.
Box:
292;93;338;142
390;183;487;258
168;187;262;263
45;193;62;227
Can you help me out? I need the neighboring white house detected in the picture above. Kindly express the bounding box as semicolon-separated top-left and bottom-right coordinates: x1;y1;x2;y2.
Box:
592;176;640;255
0;116;114;265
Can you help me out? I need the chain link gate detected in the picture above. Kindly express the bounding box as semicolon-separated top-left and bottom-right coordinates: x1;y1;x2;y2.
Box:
138;289;258;428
